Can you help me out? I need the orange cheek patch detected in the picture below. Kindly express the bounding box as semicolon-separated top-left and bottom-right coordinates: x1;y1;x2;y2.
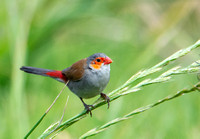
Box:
91;64;101;69
90;57;105;69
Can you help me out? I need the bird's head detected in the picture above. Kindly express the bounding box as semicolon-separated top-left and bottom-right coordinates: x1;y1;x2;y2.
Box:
87;53;113;70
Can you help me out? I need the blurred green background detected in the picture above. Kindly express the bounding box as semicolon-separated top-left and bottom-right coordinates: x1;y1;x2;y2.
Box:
0;0;200;138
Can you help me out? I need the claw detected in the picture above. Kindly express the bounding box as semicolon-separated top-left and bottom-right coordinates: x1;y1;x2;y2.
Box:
100;93;110;109
80;97;94;117
83;104;94;117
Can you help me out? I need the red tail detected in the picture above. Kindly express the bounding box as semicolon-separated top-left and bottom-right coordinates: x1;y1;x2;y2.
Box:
45;71;66;82
20;66;67;83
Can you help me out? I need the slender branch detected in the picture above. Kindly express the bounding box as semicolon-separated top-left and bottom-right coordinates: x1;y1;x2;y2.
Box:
109;40;200;96
24;82;68;139
80;82;200;138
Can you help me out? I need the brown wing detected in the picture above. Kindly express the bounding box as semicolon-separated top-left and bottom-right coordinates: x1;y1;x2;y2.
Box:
62;58;87;81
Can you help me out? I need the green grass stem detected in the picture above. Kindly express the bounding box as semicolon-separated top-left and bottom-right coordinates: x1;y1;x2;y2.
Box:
80;82;200;138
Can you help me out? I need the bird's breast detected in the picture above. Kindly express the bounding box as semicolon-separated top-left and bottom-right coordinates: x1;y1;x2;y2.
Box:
67;65;110;99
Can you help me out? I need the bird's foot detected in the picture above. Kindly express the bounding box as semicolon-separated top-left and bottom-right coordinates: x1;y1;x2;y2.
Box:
80;97;94;117
100;93;110;109
83;103;94;117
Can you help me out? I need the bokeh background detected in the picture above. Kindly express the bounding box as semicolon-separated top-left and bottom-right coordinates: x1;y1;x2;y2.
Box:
0;0;200;138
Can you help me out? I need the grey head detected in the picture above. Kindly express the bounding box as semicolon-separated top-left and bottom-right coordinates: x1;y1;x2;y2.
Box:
86;53;108;66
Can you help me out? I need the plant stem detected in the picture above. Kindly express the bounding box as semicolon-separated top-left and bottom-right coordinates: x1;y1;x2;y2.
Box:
80;82;200;138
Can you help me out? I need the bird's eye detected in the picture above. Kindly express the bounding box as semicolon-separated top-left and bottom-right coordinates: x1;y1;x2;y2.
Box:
96;59;101;62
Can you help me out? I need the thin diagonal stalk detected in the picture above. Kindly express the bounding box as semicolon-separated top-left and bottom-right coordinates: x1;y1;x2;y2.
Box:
80;82;200;138
109;40;200;96
24;83;68;139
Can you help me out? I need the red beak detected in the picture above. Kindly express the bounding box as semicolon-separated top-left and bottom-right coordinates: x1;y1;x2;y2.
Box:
104;57;113;65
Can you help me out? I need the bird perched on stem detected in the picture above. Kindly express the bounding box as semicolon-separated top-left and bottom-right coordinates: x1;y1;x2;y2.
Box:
20;53;112;116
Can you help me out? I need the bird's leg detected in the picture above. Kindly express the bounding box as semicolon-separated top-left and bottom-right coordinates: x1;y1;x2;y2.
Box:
80;97;94;117
100;93;110;109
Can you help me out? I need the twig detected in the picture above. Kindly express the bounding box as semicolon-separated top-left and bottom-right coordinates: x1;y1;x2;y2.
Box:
48;96;69;137
24;82;68;139
80;82;200;138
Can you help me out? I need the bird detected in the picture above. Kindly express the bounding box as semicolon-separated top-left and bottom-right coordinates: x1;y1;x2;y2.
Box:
20;53;112;116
